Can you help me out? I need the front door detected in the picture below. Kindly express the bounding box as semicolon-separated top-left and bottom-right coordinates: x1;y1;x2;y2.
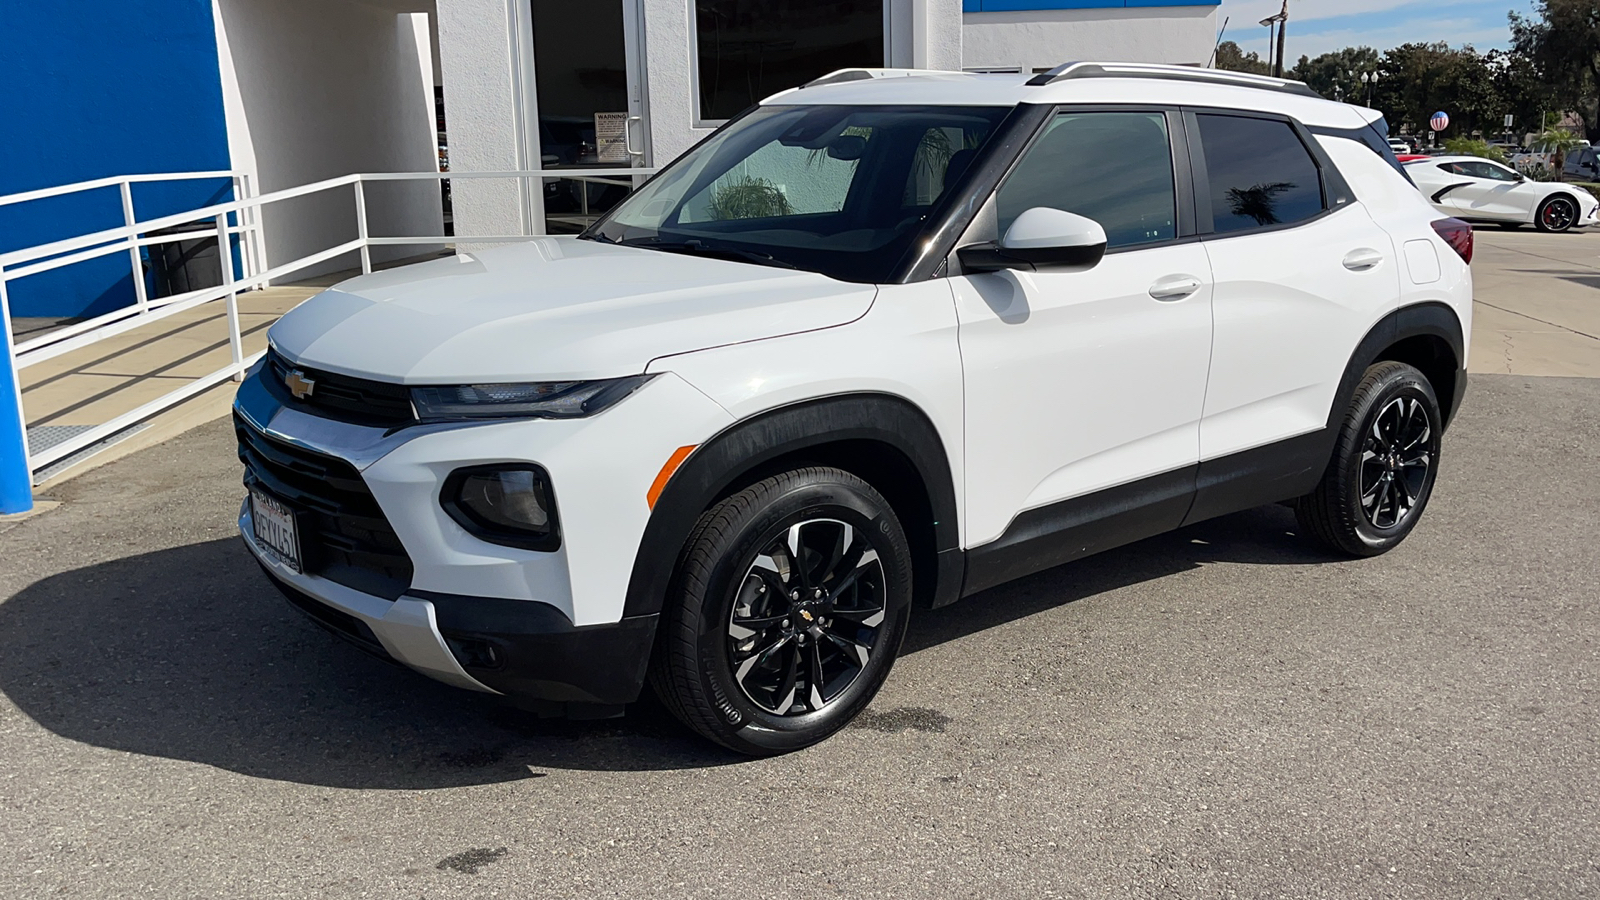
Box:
954;110;1214;554
527;0;651;233
1436;159;1525;221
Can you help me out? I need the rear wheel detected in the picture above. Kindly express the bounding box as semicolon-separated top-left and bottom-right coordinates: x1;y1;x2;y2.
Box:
1536;195;1578;233
650;467;913;755
1296;362;1443;557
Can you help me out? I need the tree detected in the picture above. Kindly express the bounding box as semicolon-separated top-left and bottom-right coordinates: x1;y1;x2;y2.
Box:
1510;0;1600;142
1443;137;1509;163
1214;41;1273;76
1486;48;1556;140
1292;46;1381;104
1373;43;1500;138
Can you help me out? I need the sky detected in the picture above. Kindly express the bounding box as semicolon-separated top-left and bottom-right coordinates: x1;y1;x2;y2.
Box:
1220;0;1542;62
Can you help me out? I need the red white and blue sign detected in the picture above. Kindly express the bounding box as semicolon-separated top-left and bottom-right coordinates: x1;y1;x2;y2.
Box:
1430;111;1451;132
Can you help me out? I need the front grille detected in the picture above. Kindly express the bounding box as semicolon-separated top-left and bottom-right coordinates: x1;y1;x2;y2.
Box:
265;348;415;428
237;415;414;600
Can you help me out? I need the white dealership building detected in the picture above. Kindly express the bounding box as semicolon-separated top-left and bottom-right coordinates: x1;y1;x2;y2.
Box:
434;0;1221;236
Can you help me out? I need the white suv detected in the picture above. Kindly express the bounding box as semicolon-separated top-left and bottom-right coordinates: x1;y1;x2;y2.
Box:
236;63;1473;754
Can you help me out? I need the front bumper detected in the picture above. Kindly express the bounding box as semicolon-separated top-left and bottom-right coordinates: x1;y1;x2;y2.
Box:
243;500;658;705
232;356;733;707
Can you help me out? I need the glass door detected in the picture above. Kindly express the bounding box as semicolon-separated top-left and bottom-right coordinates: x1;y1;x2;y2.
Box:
528;0;650;233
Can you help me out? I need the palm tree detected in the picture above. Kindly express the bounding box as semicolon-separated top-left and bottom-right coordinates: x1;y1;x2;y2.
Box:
1533;128;1583;181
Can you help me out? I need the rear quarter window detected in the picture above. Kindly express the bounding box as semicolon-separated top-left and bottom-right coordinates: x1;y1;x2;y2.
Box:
1196;114;1325;234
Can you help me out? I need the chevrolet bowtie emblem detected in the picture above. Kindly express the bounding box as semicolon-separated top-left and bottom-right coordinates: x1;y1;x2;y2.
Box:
285;369;316;400
799;609;815;623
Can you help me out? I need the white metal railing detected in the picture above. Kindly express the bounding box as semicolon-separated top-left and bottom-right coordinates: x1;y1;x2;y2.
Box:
0;166;655;476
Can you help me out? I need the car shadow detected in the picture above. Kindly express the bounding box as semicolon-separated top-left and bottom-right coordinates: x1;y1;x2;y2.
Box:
0;505;1332;786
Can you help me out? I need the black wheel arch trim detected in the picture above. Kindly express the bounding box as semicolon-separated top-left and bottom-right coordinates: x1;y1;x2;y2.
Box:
622;392;963;620
1341;301;1466;430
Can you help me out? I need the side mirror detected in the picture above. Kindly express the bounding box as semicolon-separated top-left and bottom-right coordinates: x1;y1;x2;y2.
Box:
957;207;1108;273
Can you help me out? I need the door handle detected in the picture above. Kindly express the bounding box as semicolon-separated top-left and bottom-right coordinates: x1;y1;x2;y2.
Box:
625;115;644;159
1149;275;1202;302
1343;248;1385;271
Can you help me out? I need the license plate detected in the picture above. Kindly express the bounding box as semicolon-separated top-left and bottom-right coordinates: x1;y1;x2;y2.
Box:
251;487;302;572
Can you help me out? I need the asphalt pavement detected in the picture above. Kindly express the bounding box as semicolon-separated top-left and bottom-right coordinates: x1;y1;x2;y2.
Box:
2;369;1597;899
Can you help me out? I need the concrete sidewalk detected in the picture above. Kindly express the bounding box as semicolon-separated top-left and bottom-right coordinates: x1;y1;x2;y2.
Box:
1470;228;1600;378
17;279;331;489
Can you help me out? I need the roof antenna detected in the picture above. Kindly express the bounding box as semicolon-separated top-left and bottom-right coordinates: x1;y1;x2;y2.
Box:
1208;16;1229;69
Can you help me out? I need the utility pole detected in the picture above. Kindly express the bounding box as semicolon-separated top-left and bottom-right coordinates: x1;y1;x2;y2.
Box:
1260;1;1289;79
1274;0;1289;78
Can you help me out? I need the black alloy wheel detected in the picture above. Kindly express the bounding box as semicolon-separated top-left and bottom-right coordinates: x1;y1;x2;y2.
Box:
1357;396;1433;530
1296;361;1444;557
728;519;888;716
1537;196;1578;233
651;467;913;755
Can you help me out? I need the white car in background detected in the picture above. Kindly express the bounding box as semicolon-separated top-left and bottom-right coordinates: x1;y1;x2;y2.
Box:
1406;155;1599;232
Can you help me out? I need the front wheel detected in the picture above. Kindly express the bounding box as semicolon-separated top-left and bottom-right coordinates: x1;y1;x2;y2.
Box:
650;467;913;755
1536;195;1578;233
1295;361;1443;557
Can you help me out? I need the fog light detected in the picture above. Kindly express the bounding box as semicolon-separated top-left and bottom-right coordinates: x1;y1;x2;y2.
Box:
442;465;561;551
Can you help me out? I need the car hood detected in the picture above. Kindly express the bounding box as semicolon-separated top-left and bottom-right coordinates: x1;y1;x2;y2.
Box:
268;238;877;383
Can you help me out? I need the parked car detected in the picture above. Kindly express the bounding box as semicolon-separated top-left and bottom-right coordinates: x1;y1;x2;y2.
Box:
1389;138;1412;155
1406;155;1600;232
236;63;1474;754
1564;146;1600;182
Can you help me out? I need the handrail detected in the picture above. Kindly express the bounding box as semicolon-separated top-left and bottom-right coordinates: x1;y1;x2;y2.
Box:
0;168;649;271
0;170;240;208
0;165;657;492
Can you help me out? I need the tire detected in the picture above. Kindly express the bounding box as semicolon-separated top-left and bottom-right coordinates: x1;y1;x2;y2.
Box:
1295;361;1443;557
1536;195;1579;233
650;467;913;755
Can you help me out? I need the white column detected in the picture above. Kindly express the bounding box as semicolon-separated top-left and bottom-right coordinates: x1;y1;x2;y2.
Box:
435;0;533;243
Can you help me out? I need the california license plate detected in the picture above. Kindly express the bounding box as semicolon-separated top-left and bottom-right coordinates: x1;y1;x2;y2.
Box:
251;487;302;572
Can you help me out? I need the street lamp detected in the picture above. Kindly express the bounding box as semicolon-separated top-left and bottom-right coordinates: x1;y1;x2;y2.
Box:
1360;70;1380;106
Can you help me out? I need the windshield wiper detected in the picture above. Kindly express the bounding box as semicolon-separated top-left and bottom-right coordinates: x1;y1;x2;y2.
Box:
623;238;798;270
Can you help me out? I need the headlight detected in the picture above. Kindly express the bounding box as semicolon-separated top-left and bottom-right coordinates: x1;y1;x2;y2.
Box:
411;375;655;421
442;465;560;551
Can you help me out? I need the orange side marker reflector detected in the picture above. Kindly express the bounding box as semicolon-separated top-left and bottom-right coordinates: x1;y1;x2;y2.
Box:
647;445;697;509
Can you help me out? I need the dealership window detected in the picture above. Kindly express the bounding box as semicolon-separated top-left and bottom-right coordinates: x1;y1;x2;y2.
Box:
696;0;885;123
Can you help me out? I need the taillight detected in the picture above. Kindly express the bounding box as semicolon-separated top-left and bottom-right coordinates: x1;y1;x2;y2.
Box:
1432;218;1473;264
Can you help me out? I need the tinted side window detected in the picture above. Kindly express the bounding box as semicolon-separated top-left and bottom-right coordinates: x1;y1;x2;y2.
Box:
1196;114;1325;235
1478;163;1519;182
996;112;1177;249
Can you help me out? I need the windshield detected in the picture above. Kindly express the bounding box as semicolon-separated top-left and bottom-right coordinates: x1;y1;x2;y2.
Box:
584;105;1011;282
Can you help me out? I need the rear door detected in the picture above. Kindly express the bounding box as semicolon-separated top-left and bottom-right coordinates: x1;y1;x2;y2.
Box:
953;108;1213;552
1187;110;1402;516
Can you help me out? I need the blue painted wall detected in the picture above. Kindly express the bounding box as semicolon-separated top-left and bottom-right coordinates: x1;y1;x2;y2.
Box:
0;0;233;318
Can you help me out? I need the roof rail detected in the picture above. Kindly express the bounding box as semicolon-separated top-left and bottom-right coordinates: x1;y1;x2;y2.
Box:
801;68;971;89
1026;61;1321;99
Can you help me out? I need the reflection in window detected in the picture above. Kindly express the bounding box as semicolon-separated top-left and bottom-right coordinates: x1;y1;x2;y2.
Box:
996;112;1177;249
1196;114;1324;234
696;0;884;122
1226;182;1295;226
